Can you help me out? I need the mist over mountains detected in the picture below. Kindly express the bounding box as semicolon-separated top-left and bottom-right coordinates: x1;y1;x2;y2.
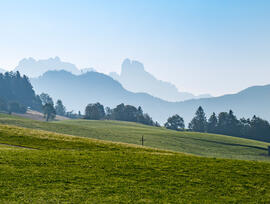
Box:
81;67;96;74
14;57;81;77
30;70;171;123
31;70;270;124
13;57;210;102
5;56;269;124
0;68;6;73
110;59;211;101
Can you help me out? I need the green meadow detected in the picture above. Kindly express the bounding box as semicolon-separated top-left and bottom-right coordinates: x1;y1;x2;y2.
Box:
0;113;269;161
0;123;270;203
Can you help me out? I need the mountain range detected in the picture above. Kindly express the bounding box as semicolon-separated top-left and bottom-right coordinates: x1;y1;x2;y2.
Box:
14;57;81;77
13;57;210;101
31;70;170;122
110;59;211;101
3;56;269;124
31;70;270;124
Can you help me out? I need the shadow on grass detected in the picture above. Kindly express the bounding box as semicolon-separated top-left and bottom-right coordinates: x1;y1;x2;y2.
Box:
184;136;268;151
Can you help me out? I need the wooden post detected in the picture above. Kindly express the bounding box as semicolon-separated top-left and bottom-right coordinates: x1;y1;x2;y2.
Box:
141;136;144;146
268;146;270;156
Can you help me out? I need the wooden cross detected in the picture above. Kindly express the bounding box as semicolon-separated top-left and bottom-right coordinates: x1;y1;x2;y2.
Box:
141;136;144;146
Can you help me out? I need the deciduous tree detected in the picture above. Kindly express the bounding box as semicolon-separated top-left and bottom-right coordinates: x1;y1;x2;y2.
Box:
165;114;185;131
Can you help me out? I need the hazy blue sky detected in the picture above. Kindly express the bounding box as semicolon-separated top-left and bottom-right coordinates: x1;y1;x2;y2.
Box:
0;0;269;96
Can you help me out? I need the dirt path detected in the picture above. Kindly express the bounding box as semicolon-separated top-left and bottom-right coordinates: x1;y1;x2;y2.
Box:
13;109;70;121
0;143;37;150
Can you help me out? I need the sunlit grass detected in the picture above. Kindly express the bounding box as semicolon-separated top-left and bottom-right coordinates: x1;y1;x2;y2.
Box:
0;124;270;203
0;113;269;161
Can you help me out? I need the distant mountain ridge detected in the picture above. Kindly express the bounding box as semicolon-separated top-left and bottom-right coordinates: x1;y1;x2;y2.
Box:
14;57;211;102
14;57;81;77
31;70;270;125
80;67;96;74
110;59;211;101
173;84;270;123
31;70;171;123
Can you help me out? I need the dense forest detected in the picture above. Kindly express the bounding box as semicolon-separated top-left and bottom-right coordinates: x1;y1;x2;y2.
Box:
0;71;42;113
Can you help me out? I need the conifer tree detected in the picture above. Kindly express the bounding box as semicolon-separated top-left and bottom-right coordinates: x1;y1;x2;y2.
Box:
207;112;218;133
55;100;66;116
188;106;207;132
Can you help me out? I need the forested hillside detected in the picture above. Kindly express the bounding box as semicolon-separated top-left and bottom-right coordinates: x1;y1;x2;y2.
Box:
0;71;42;113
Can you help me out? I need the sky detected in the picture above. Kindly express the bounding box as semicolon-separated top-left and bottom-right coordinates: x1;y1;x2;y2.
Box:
0;0;270;96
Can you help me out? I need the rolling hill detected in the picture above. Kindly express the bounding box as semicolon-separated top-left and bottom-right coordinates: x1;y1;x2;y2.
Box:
0;113;269;161
12;109;70;121
31;70;270;130
0;119;270;202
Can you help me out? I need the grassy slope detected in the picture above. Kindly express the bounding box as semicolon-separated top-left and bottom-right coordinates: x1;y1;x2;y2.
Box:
0;113;269;161
0;124;270;203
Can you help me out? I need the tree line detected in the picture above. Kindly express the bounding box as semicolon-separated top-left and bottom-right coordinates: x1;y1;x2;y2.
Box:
0;71;42;114
40;95;270;141
84;103;159;126
38;93;158;126
165;106;270;141
0;71;68;121
1;71;269;140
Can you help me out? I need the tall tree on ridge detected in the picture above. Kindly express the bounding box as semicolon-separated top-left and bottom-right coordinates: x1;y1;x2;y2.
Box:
55;100;66;116
85;103;105;120
189;106;207;132
207;112;218;133
43;103;56;121
165;114;185;131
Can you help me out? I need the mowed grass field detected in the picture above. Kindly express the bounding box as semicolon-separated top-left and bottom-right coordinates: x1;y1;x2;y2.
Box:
0;113;269;161
0;124;270;203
